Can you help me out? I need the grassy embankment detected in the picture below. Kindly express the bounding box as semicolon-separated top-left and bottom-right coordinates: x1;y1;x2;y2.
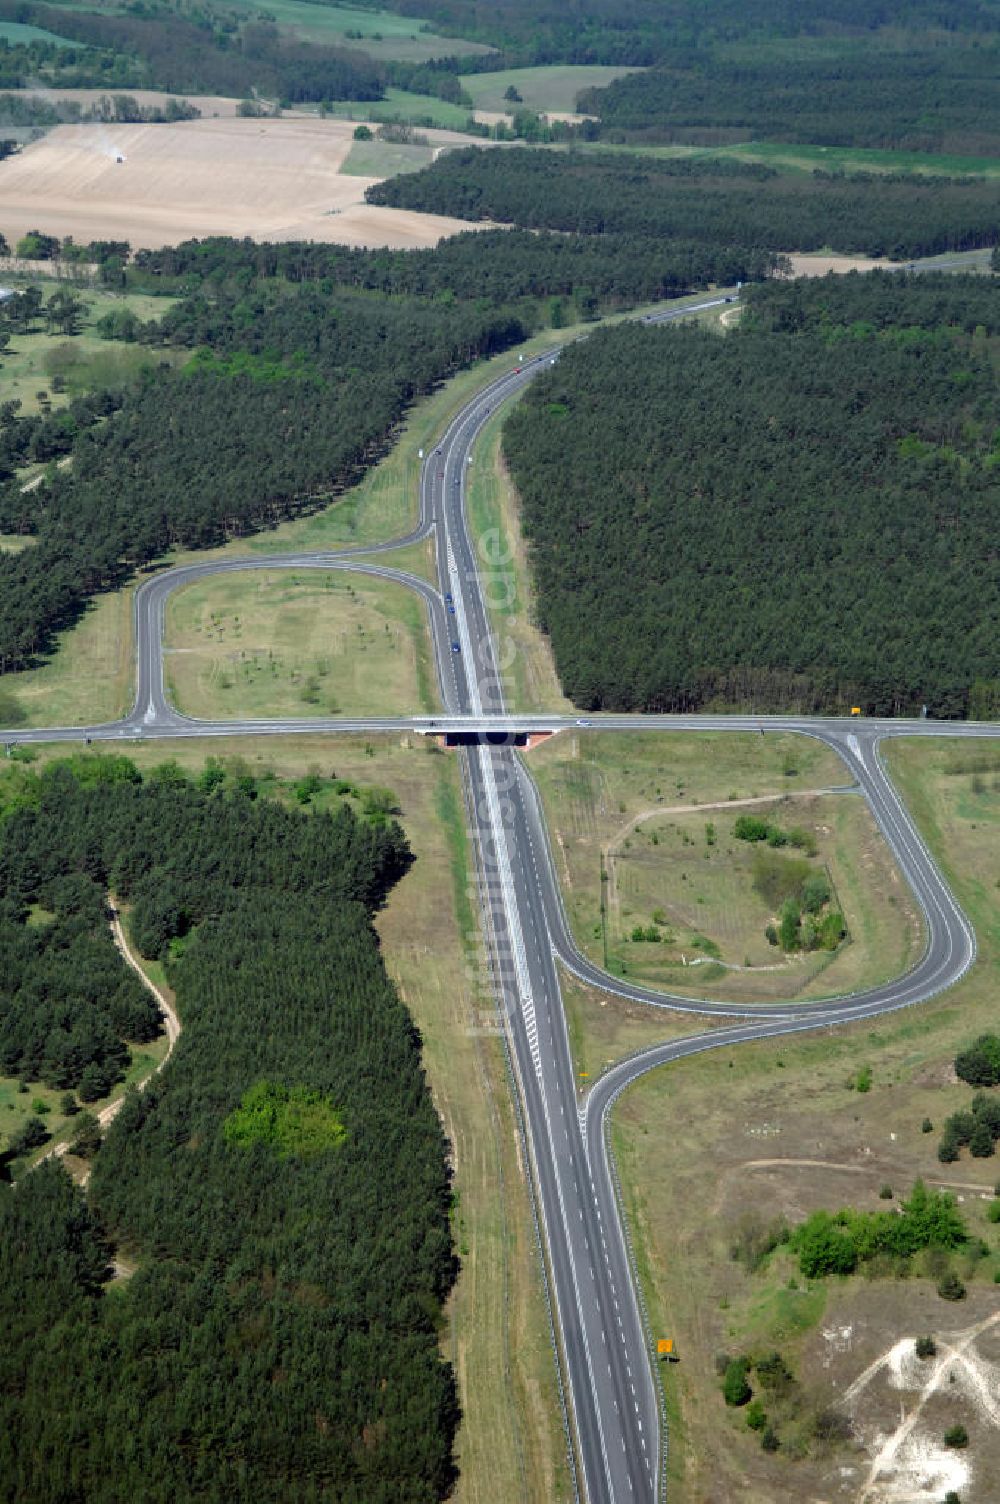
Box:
604;736;1000;1500
530;730;922;1009
0;735;573;1502
464;404;571;715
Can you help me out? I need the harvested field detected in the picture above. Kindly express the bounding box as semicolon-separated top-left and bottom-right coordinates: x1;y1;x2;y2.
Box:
0;117;485;249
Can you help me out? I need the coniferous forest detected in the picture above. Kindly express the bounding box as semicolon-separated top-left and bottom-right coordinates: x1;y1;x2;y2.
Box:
502;272;1000;719
367;148;1000;261
0;755;456;1501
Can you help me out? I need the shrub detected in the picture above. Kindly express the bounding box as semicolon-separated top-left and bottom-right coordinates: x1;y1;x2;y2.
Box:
921;1117;934;1133
729;1212;787;1273
812;1407;852;1443
734;814;770;842
915;1335;937;1359
801;873;831;913
760;1426;780;1452
755;1351;794;1398
9;1115;49;1155
937;1271;966;1301
955;1033;1000;1087
879;1184;893;1199
69;1112;102;1160
778;897;801;952
943;1424;969;1449
745;1399;766;1431
722;1356;752;1407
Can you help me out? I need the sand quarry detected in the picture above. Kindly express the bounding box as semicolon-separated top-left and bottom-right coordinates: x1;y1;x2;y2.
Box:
0;115;481;250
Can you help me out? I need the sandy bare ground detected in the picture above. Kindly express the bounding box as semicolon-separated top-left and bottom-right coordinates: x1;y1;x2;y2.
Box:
0;116;485;250
843;1315;1000;1502
783;252;894;277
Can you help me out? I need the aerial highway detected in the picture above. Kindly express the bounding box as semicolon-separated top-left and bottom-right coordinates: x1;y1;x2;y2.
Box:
3;291;998;1504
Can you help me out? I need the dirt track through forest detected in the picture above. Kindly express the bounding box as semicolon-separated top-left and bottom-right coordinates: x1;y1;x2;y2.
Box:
39;903;180;1168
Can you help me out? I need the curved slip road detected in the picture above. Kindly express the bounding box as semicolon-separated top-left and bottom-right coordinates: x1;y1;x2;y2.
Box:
3;289;999;1503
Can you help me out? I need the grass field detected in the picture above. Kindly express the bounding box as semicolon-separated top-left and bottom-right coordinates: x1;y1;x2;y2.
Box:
725;139;1000;179
608;736;1000;1500
0;532;36;553
164;569;440;719
313;89;475;130
0;19;74;44
459;64;643;117
606;139;1000;179
529;731;923;1004
341;137;436;177
213;0;489;60
4;734;571;1500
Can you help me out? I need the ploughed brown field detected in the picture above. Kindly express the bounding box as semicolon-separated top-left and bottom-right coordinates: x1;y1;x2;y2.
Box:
0;115;482;249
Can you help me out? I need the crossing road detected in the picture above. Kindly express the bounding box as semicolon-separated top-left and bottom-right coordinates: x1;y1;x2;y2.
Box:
2;290;997;1502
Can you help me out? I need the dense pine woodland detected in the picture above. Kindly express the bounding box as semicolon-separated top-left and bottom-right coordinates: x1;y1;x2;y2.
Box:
502;273;1000;719
367;149;1000;260
0;755;457;1501
578;45;1000;155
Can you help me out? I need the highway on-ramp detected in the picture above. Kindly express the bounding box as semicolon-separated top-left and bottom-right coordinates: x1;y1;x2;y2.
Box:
2;293;998;1504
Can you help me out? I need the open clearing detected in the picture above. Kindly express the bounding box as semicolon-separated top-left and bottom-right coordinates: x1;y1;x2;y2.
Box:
609;736;1000;1501
529;731;922;1003
0;284;178;416
5;735;571;1501
164;569;439;719
459;64;642;117
0;117;484;250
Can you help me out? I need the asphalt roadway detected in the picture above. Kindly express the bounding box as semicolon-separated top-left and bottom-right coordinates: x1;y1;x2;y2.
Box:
3;292;1000;1504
